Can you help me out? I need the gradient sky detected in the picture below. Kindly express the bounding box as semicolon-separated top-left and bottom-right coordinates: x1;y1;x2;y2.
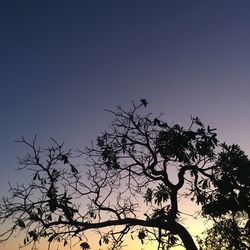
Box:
0;1;250;249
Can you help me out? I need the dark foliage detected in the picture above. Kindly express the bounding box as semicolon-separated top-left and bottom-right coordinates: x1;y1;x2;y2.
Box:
0;100;249;250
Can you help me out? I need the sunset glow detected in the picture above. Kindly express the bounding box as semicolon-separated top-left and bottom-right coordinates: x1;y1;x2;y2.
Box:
0;1;250;250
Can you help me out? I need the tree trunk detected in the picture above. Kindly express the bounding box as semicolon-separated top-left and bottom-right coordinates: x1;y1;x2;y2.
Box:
79;217;198;250
172;221;198;250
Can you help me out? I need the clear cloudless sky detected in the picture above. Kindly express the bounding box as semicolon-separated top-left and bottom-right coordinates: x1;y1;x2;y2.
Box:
0;1;250;249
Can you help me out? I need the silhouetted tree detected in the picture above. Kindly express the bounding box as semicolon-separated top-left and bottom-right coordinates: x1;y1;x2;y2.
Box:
0;100;249;250
197;211;249;250
197;144;250;249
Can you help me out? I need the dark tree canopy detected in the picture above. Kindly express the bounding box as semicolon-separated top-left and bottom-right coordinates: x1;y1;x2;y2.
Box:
197;211;249;250
198;144;250;249
0;100;249;250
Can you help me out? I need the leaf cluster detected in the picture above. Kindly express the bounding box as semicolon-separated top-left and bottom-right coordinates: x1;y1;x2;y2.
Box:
156;118;218;164
202;144;250;217
144;184;171;205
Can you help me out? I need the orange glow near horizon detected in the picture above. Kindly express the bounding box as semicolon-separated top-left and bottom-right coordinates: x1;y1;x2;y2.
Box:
0;177;211;250
0;205;211;250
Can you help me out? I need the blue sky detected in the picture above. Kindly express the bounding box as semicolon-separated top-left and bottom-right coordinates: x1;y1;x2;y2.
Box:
0;1;250;248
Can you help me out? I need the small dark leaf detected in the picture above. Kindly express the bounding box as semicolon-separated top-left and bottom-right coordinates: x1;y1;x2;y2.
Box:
80;242;90;250
17;219;25;228
202;180;208;189
103;236;109;244
61;154;69;164
30;213;39;221
47;214;52;221
144;188;153;204
70;164;78;174
48;234;56;242
28;230;38;241
58;215;63;222
33;172;38;180
49;199;57;212
194;117;203;127
140;98;149;107
89;210;95;218
138;230;146;244
37;208;43;216
168;234;178;246
153;118;160;126
121;136;127;153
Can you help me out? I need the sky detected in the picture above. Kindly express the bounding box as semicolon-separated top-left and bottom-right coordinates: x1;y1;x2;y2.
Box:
0;1;250;249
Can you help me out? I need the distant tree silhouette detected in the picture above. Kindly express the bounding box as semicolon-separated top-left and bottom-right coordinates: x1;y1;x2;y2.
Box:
0;100;249;250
